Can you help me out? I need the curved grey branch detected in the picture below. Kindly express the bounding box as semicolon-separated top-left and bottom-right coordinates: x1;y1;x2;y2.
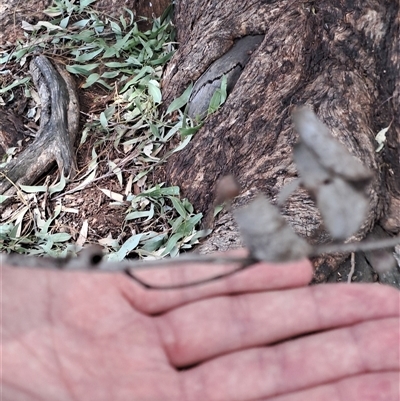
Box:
0;55;79;200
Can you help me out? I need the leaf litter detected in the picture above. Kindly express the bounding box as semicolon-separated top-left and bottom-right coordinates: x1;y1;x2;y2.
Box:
0;1;208;259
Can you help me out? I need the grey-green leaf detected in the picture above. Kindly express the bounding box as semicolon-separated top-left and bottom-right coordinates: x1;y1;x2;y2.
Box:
169;196;188;218
166;83;193;114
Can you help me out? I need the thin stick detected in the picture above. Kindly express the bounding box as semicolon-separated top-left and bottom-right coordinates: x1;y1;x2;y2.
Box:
98;236;400;272
3;236;399;274
2;252;253;272
347;252;355;283
312;236;400;256
97;255;253;271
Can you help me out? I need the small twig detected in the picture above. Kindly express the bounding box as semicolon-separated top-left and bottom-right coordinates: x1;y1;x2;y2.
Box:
98;254;254;271
311;236;400;256
4;236;400;274
101;236;400;274
347;252;355;283
3;251;253;272
0;171;30;207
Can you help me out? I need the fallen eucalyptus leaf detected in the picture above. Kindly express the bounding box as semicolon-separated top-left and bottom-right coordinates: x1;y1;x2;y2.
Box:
107;233;143;262
0;195;11;204
99;188;124;202
49;171;67;195
76;220;89;247
166;83;193;114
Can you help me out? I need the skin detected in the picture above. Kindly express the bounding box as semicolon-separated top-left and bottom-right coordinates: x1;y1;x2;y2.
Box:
1;253;399;401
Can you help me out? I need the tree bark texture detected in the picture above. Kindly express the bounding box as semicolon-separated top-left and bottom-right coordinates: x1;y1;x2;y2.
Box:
0;56;79;199
160;1;400;277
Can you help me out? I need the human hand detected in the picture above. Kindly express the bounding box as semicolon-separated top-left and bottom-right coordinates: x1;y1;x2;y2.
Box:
2;253;399;401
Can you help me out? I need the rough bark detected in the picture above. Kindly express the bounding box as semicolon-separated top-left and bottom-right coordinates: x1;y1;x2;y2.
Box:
160;1;400;278
0;108;25;154
0;56;79;199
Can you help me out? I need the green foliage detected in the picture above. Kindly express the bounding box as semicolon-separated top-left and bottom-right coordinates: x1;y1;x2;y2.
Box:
1;1;175;93
0;202;74;257
208;75;228;115
105;184;204;260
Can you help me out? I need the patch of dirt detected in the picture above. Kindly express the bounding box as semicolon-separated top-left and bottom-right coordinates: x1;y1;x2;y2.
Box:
56;186;128;242
51;81;142;245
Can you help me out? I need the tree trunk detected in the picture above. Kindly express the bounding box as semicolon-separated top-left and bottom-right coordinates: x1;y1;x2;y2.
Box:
160;1;400;280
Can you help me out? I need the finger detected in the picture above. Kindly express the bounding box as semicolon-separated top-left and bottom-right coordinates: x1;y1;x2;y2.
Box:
181;318;399;401
257;372;399;401
157;284;399;366
118;253;313;314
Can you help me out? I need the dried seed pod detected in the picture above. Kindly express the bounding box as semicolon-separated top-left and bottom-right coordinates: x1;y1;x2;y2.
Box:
234;195;311;262
214;175;241;206
292;107;372;240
